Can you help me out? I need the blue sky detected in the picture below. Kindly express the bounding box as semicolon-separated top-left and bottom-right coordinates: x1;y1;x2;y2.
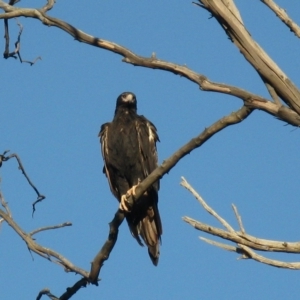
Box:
1;1;300;299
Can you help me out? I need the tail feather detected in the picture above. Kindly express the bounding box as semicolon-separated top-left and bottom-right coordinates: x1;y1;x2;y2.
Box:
147;243;160;266
141;212;157;242
128;222;144;246
139;206;161;266
126;191;162;265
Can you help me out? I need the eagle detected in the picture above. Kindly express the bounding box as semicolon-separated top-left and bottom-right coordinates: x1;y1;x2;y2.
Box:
99;92;162;265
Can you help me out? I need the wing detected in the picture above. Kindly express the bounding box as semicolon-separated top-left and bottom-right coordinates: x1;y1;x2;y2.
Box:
99;122;119;199
134;116;162;264
136;115;160;190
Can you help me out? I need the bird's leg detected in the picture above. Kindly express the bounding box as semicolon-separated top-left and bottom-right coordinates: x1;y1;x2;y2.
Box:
120;194;131;212
119;179;141;212
120;185;137;212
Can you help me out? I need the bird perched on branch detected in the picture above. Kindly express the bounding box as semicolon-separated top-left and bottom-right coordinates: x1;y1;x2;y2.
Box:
99;92;162;265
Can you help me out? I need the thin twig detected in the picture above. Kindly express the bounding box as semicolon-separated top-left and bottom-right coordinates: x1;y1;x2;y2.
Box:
181;177;234;232
200;237;238;252
2;1;19;59
29;222;72;237
237;244;300;269
231;204;245;234
0;190;12;217
3;17;41;64
183;182;300;269
1;151;46;214
261;0;300;38
41;0;56;13
36;288;59;300
0;149;9;167
0;208;89;278
3;18;16;59
37;278;88;300
200;237;300;270
263;80;281;105
14;18;41;65
183;215;300;253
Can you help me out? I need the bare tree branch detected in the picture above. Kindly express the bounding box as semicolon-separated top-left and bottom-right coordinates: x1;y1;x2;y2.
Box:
261;0;300;38
89;209;125;284
1;106;253;291
198;0;300;115
200;237;239;253
37;279;88;300
264;81;282;105
1;0;300;297
185;215;300;254
0;190;12;217
0;150;45;213
3;18;16;59
58;278;88;300
3;0;18;59
36;288;59;300
29;222;72;237
0;207;89;278
182;178;300;269
0;3;256;90
3;16;41;64
1;107;253;289
41;0;55;14
13;19;41;65
124;105;253;210
0;173;88;299
0;193;90;298
231;204;245;234
181;177;234;232
0;1;299;126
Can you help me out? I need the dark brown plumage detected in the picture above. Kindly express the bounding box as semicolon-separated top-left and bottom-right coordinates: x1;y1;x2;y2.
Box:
99;92;162;265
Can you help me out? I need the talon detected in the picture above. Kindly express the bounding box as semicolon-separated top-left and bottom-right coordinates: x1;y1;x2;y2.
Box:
131;185;137;196
120;194;130;212
120;183;139;212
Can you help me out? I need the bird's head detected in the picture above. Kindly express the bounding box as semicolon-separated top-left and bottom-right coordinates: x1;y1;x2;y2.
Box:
115;92;137;113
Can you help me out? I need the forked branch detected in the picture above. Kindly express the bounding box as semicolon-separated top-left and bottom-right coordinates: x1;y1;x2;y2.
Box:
0;196;90;300
0;150;45;213
182;177;300;269
1;0;300;297
0;206;89;277
1;104;253;293
198;0;300;115
0;1;299;126
1;152;90;298
3;8;41;64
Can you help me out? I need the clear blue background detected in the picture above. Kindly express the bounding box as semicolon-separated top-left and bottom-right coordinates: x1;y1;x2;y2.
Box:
1;1;300;299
